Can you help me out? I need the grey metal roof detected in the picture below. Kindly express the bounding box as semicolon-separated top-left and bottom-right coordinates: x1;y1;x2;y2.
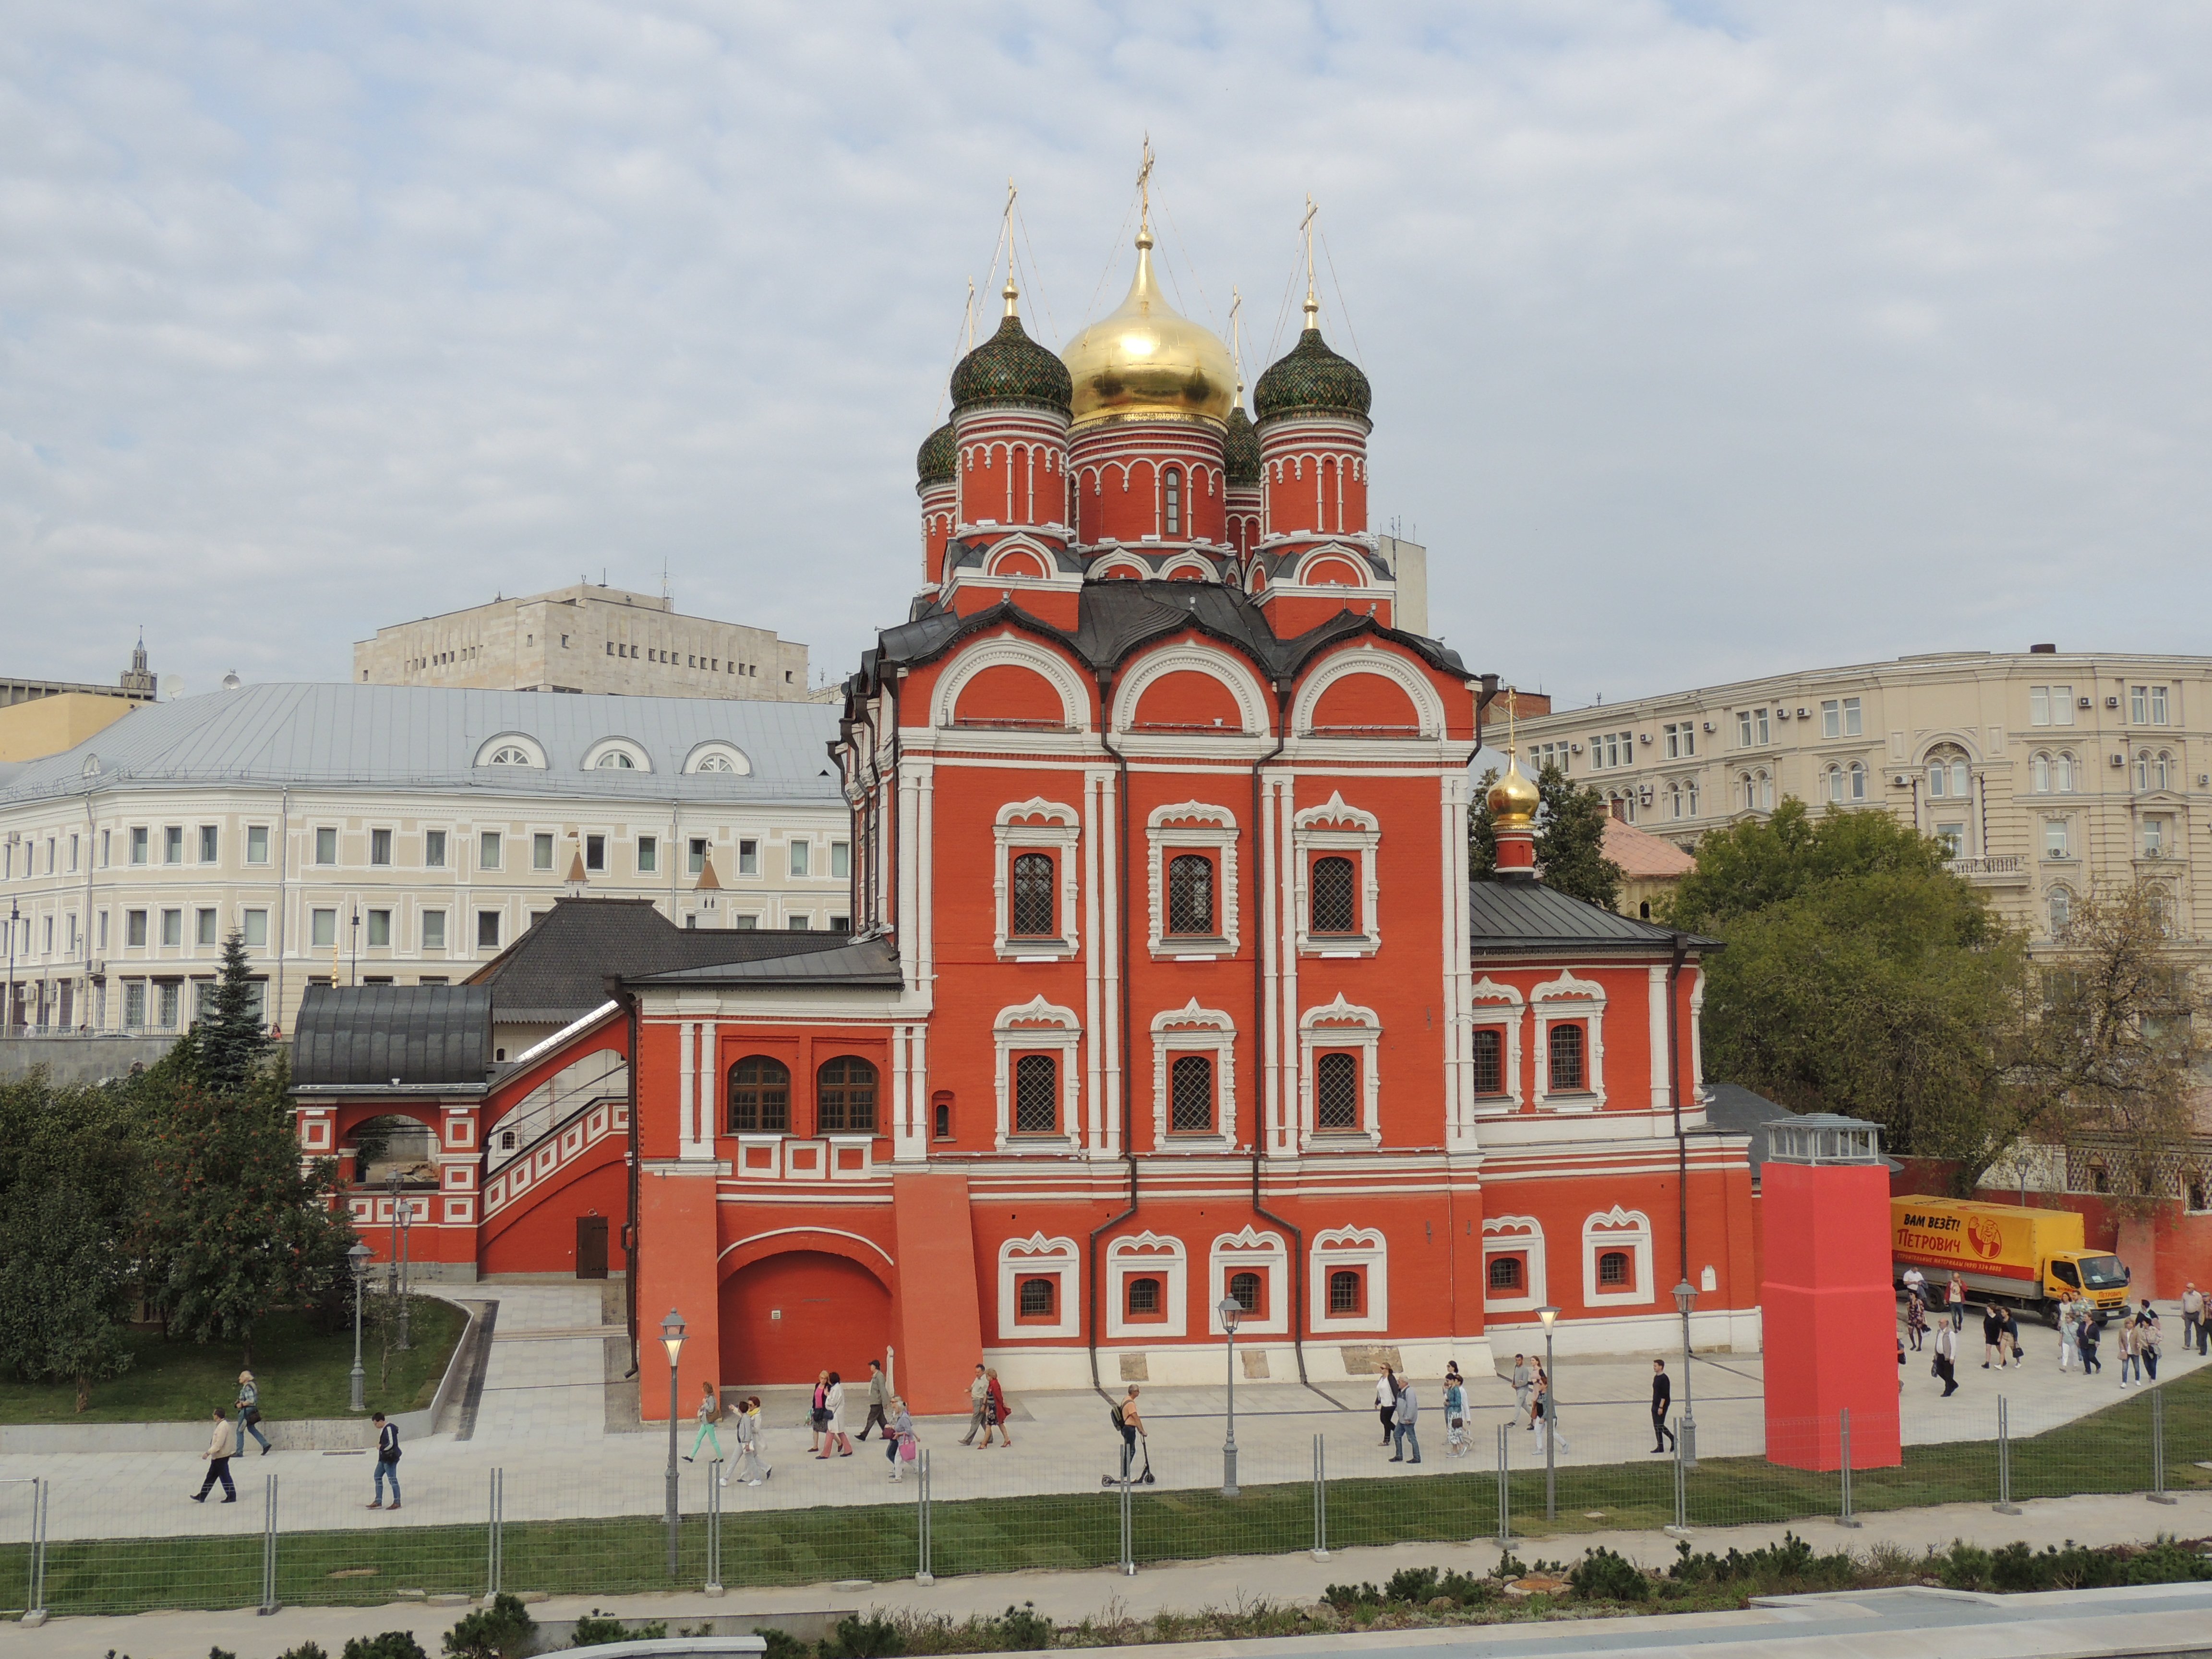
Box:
1467;877;1718;954
631;937;903;989
293;984;493;1089
0;683;844;807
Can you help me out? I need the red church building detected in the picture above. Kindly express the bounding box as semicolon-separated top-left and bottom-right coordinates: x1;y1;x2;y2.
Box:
297;204;1760;1419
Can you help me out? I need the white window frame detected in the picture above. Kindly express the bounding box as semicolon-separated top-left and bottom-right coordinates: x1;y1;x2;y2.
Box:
1297;993;1382;1149
1842;696;1863;736
1582;1205;1656;1307
1662;721;1695;758
1106;1232;1188;1339
997;1232;1080;1340
1531;970;1607;1110
1310;1225;1388;1333
1207;1226;1288;1336
2030;686;2050;727
1151;1000;1238;1150
1146;801;1239;957
991;996;1082;1152
993;798;1081;959
2044;817;2071;860
1468;976;1525;1114
1481;1214;1547;1315
1293;792;1380;956
1821;699;1840;739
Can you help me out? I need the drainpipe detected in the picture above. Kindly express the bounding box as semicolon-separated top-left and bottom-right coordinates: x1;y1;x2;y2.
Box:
1088;671;1138;1401
1668;934;1689;1296
275;788;290;1034
884;673;902;943
1248;679;1315;1390
616;982;641;1376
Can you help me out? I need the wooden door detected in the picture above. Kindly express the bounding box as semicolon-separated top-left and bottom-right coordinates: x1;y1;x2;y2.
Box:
576;1214;609;1279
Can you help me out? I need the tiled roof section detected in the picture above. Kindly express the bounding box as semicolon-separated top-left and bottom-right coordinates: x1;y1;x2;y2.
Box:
468;898;861;1023
630;937;903;989
1467;878;1716;954
871;580;1467;687
1695;1083;1794;1180
916;422;956;485
950;315;1073;415
1223;406;1262;486
293;985;493;1088
1253;327;1372;422
1603;817;1697;880
0;684;844;808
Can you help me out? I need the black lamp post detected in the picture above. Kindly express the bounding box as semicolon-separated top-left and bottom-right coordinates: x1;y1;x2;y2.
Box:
1217;1295;1243;1497
661;1308;686;1575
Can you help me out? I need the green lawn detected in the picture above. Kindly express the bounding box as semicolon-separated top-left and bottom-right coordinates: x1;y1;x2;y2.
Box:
7;1358;2208;1617
0;1298;464;1424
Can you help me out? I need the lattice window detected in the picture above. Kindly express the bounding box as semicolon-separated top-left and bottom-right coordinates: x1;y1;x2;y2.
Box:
1170;1055;1214;1132
1328;1270;1362;1314
1010;852;1056;937
728;1056;790;1134
1488;1256;1523;1291
817;1056;877;1134
1471;1029;1503;1095
1013;1054;1058;1133
1598;1250;1630;1287
1548;1023;1586;1092
1127;1276;1161;1314
1228;1271;1262;1312
1167;854;1214;935
1310;856;1356;934
1017;1277;1055;1319
1315;1052;1359;1130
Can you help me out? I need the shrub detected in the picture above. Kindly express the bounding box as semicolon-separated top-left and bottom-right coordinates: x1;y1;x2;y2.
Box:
570;1612;668;1648
2126;1539;2212;1585
1937;1541;1994;1592
988;1604;1054;1651
344;1636;430;1659
278;1647;331;1659
820;1614;906;1659
444;1593;539;1659
1382;1566;1439;1604
758;1630;813;1659
1568;1547;1650;1602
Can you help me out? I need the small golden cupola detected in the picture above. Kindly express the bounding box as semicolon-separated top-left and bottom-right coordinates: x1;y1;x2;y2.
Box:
1487;753;1540;827
1061;223;1235;429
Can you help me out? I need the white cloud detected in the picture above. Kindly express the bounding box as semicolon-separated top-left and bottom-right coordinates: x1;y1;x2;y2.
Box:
1;1;2208;708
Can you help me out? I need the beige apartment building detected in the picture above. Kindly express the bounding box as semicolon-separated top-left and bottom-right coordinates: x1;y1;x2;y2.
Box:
0;683;850;1043
353;583;815;701
1513;648;2210;950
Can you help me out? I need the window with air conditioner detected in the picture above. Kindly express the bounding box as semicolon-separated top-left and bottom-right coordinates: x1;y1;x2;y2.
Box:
2044;819;2070;860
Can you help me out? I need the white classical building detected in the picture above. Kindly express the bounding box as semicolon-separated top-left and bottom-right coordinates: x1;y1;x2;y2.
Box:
0;683;848;1042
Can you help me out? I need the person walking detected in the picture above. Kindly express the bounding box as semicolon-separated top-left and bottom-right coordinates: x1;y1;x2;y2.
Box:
2115;1314;2138;1387
2080;1310;2103;1375
1374;1367;1399;1445
1933;1317;1959;1397
367;1412;401;1510
886;1397;916;1482
2002;1308;2023;1370
1443;1371;1468;1456
1114;1385;1146;1481
1947;1272;1966;1331
1650;1359;1677;1453
235;1371;272;1457
856;1359;890;1442
2138;1302;2162;1382
1981;1305;2003;1370
1526;1363;1549;1431
191;1408;238;1503
2183;1284;2202;1355
1509;1354;1533;1419
1389;1378;1422;1464
684;1380;724;1465
819;1371;854;1457
1531;1372;1569;1454
2058;1298;2077;1372
959;1363;989;1446
983;1367;1013;1449
809;1371;831;1455
1901;1265;1926;1310
1905;1293;1926;1353
728;1397;771;1487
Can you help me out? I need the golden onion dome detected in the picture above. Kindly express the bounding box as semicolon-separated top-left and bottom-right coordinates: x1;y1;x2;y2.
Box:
1062;228;1237;430
1487;755;1541;827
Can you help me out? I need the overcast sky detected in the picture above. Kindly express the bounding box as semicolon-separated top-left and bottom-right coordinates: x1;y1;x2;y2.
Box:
4;3;2208;713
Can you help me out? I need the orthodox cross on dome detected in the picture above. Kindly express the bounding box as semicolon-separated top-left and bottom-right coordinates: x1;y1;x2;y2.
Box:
1001;177;1021;317
1228;287;1245;396
1300;193;1320;329
1135;134;1154;237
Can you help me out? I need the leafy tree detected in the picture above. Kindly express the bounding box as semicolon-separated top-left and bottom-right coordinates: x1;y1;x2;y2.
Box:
0;1076;142;1409
1469;764;1625;911
197;930;273;1093
1664;799;2038;1174
136;1052;355;1366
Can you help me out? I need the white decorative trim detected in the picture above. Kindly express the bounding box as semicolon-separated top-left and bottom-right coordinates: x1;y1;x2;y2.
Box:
992;798;1081;959
991;997;1082;1152
934;637;1088;732
581;735;654;774
1292;792;1381;956
718;1226;897;1268
682;740;752;777
1112;644;1269;736
1582;1206;1655;1306
1468;976;1524;1113
998;1231;1081;1339
1208;1226;1288;1335
1290;546;1371;587
1480;1214;1547;1314
1288;649;1446;739
1296;994;1381;1150
1106;1231;1188;1339
1145;801;1240;957
473;731;547;769
1310;1225;1387;1332
1531;969;1607;1111
1149;1000;1238;1150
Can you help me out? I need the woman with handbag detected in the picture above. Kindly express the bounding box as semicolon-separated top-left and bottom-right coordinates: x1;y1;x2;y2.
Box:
980;1367;1013;1449
685;1380;725;1465
809;1371;830;1455
819;1371;854;1457
235;1371;272;1456
727;1397;771;1487
887;1397;917;1482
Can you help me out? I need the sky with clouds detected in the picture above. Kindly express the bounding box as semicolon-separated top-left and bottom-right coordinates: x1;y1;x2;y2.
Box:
3;2;2207;713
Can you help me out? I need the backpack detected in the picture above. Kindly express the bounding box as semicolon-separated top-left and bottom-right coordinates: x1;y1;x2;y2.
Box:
1109;1402;1126;1431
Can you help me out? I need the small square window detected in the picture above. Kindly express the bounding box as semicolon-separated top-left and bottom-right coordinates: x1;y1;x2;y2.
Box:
1487;1255;1523;1292
160;909;183;947
242;909;268;948
477;910;502;950
533;833;554;871
1125;1276;1163;1317
789;841;811;878
737;839;757;876
163;826;184;864
831;841;850;879
480;831;503;871
369;829;392;866
195;908;218;947
366;909;392;948
637;835;658;875
311;908;337;949
126;910;148;948
198;825;219;863
1017;1277;1056;1321
130;827;148;866
585;834;606;872
1327;1269;1363;1315
420;911;446;950
245;825;270;865
424;830;447;869
314;827;337;866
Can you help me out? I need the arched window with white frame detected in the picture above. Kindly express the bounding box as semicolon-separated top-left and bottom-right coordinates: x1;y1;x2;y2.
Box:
1581;1206;1655;1306
1106;1232;1187;1338
997;1232;1080;1339
1310;1226;1387;1333
1481;1215;1546;1314
1208;1227;1287;1335
992;997;1083;1152
2055;751;2076;791
2032;752;2051;793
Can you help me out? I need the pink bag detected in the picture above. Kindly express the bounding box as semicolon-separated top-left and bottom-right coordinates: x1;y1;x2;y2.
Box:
899;1434;918;1462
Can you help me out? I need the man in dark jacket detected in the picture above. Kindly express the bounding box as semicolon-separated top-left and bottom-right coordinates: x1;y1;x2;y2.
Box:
1650;1359;1676;1453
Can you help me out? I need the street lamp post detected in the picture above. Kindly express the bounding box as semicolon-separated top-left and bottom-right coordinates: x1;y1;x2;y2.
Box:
1538;1305;1560;1521
347;1242;372;1412
661;1309;686;1576
1217;1295;1243;1497
1672;1279;1698;1470
5;898;18;1035
397;1193;414;1351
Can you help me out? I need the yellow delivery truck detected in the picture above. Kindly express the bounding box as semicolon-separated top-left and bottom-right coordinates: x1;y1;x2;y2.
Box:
1891;1196;2131;1322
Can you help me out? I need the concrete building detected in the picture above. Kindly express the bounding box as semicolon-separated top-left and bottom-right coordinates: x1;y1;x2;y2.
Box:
0;683;849;1040
352;583;814;701
0;639;159;762
1512;647;2212;950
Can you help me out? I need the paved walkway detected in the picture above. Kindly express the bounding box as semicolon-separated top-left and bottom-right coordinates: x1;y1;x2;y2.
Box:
6;1296;2201;1541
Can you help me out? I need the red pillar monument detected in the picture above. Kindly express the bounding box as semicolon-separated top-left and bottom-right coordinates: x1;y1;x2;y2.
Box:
1759;1114;1902;1471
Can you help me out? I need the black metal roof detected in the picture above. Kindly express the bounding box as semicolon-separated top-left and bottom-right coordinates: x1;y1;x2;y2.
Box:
293;985;493;1090
630;937;904;990
468;898;867;1023
1467;877;1718;955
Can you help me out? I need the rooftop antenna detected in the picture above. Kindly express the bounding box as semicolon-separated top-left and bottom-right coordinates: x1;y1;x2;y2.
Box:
661;557;671;604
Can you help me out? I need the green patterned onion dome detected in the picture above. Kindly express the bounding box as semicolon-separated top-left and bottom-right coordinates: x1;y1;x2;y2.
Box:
950;314;1073;415
1253;327;1371;421
916;421;956;485
1223;404;1261;486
